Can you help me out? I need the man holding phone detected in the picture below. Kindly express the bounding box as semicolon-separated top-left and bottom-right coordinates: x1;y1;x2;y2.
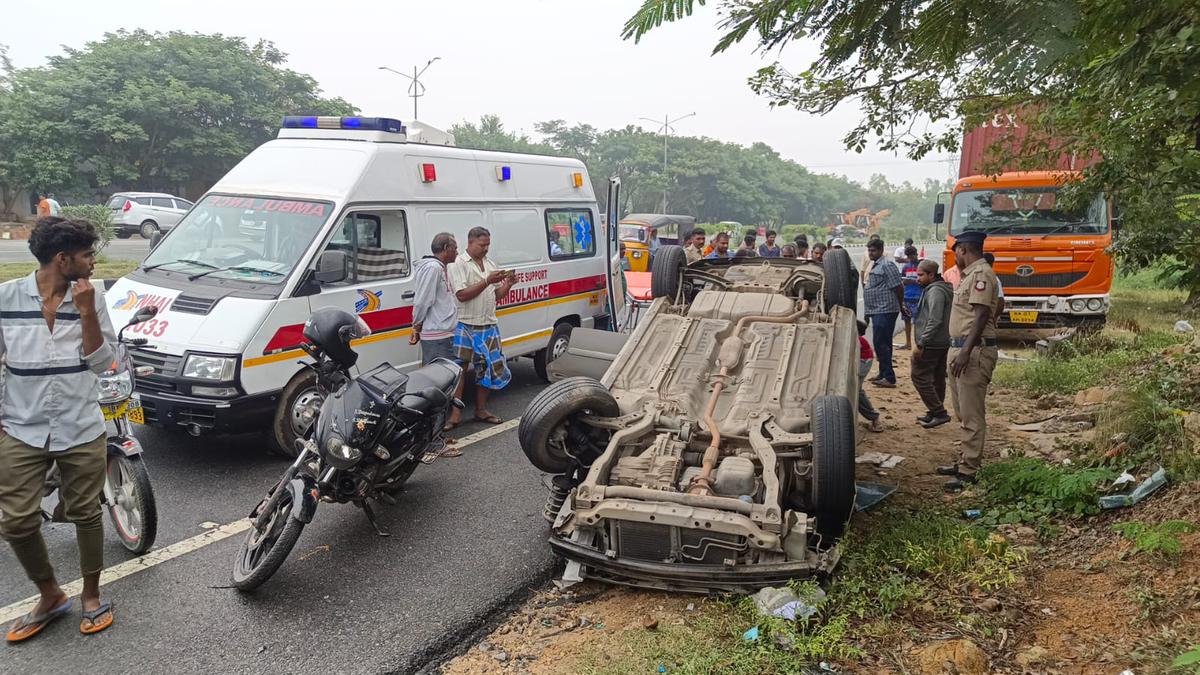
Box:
449;226;514;427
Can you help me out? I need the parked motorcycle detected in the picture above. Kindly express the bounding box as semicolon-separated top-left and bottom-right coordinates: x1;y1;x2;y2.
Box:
42;305;160;554
231;308;462;591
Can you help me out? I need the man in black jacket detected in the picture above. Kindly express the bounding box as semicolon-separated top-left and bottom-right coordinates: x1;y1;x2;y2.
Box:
911;259;953;428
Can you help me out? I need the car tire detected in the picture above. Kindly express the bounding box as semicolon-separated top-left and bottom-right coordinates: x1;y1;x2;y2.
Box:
533;321;574;383
519;376;619;473
270;370;322;458
810;394;856;543
822;248;857;314
115;231;132;240
650;244;686;300
140;220;159;239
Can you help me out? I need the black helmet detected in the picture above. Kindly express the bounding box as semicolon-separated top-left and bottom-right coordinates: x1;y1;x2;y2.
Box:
303;307;371;368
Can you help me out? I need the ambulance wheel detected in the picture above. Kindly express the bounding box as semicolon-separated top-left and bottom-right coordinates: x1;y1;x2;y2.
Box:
270;370;323;458
534;322;574;383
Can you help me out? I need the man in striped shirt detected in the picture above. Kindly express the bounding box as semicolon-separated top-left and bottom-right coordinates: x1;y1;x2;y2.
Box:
0;217;118;641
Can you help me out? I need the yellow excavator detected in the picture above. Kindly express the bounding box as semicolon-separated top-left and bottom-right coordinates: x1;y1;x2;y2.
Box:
828;208;891;238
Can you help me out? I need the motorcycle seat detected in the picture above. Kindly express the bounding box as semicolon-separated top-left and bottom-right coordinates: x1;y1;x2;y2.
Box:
404;359;458;395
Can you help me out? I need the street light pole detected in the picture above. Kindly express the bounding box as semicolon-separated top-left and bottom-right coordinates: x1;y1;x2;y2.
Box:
639;112;696;211
378;57;441;120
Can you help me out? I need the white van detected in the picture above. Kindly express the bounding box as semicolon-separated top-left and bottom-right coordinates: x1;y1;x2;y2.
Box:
106;116;625;455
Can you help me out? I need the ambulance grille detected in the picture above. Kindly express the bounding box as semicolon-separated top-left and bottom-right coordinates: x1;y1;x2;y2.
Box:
172;294;220;315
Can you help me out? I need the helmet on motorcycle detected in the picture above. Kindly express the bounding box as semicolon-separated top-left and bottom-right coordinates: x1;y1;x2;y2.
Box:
302;307;371;369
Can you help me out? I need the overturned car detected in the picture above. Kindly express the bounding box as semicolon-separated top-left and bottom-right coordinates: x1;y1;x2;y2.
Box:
518;245;862;593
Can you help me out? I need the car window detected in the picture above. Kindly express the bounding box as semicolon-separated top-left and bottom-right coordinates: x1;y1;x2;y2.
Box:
106;196;125;209
150;197;174;208
173;199;193;210
319;210;409;285
546;209;595;260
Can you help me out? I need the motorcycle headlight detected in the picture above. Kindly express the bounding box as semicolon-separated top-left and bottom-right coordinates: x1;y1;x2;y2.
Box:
1086;298;1104;311
182;354;237;381
324;434;362;468
1070;299;1088;312
97;370;133;404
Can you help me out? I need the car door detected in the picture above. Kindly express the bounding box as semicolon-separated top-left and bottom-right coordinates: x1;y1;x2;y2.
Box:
604;178;627;332
310;207;420;372
148;197;178;228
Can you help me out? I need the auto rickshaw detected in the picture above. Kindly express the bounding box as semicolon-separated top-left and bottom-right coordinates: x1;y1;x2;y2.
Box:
618;214;694;272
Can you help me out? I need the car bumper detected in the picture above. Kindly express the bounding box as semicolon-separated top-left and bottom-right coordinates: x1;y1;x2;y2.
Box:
999;294;1109;329
137;389;279;435
549;535;838;594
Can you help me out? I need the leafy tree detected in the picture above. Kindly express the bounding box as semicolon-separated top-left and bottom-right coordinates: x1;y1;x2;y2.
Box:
0;31;355;216
623;1;1200;294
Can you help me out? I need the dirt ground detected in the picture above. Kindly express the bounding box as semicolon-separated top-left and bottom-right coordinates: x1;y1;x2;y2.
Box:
442;346;1200;674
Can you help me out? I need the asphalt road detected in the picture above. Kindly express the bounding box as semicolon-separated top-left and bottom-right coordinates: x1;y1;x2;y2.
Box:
0;238;151;263
0;359;557;674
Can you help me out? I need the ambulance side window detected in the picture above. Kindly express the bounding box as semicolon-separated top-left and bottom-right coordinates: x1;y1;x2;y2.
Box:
319;210;410;285
545;209;595;260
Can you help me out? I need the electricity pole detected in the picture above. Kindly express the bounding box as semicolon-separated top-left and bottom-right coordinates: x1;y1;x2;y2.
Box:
639;112;696;212
378;57;441;121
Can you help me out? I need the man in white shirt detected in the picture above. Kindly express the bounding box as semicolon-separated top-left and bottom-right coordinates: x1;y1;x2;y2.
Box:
894;237;913;263
450;226;514;426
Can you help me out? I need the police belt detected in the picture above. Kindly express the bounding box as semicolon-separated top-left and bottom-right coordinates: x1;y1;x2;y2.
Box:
950;337;998;348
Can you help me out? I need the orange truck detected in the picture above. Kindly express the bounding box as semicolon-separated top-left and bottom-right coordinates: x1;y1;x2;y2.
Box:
934;114;1116;329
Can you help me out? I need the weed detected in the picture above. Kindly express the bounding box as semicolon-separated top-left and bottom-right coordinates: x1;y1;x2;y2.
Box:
1097;379;1200;481
975;457;1116;525
1113;520;1198;557
1129;585;1170;625
1174;645;1200;673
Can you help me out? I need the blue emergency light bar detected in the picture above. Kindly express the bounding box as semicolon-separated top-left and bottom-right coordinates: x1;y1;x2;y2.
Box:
281;116;406;133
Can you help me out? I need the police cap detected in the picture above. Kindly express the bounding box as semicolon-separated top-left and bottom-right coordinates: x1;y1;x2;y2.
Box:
955;230;987;247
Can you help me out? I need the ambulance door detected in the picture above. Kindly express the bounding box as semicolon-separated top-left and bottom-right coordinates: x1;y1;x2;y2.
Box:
604;178;628;331
310;207;420;372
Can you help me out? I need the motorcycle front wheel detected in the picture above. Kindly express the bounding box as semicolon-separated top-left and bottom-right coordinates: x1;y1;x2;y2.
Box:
231;487;306;592
104;455;159;554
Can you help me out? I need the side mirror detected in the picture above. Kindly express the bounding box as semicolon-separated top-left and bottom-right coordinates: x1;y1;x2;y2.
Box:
932;203;945;225
1111;203;1122;232
149;231;164;251
130;305;158;326
314;250;348;284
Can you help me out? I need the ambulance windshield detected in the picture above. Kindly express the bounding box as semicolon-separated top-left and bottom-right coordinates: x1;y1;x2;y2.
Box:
141;195;333;284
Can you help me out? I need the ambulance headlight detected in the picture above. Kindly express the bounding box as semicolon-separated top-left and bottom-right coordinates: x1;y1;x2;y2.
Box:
183;355;238;381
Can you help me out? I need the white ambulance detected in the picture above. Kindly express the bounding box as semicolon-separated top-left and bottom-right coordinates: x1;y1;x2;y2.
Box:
106;116;625;455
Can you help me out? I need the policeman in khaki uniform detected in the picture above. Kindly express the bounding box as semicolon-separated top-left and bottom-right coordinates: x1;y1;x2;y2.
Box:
936;230;1001;490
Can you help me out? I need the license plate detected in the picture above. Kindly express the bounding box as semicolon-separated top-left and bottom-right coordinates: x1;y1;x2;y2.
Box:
1009;310;1039;324
127;399;145;425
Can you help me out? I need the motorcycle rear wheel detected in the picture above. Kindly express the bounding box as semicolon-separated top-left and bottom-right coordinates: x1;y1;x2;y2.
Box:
105;455;159;554
231;488;306;591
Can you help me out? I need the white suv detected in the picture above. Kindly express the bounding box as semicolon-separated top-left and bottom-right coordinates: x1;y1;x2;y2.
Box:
107;192;193;239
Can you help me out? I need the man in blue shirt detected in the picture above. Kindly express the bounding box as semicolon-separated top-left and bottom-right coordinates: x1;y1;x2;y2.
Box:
758;230;781;257
704;232;733;259
863;238;908;387
900;245;922;349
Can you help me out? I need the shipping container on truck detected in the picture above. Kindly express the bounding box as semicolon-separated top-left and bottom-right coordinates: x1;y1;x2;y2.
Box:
936;111;1115;330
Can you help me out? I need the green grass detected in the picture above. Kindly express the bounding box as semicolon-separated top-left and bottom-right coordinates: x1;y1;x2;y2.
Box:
577;509;1025;674
1113;520;1198;557
0;259;140;283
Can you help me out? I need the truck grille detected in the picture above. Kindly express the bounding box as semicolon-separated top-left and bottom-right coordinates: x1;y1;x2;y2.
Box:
998;271;1086;289
131;349;182;394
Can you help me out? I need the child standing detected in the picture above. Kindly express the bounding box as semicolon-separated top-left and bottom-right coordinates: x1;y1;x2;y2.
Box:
857;320;885;432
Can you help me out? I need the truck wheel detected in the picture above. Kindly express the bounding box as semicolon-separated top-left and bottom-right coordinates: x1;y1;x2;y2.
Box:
270;370;322;458
650;244;686;300
810;394;856;543
140;220;159;239
822;248;857;314
519;376;619;473
533;322;574;383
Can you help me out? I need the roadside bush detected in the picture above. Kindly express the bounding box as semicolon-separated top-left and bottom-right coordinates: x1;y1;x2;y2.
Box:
1113;520;1198;557
975;457;1116;525
60;204;114;253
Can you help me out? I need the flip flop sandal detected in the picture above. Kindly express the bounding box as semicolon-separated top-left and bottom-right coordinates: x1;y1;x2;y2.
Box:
6;597;73;643
438;446;463;458
474;415;503;425
80;601;114;635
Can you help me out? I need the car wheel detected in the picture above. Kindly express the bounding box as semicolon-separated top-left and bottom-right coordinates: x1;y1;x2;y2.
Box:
650;244;687;300
115;231;132;240
519;376;619;473
533;322;574;383
810;394;856;543
270;370;322;458
140;220;159;239
821;248;857;314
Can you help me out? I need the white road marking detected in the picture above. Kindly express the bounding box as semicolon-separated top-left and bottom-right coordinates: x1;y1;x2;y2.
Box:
0;419;522;624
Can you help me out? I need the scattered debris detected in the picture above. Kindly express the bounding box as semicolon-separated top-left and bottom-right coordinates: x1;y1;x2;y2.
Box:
752;585;826;621
1009;410;1096;434
855;452;905;468
642;617;659;631
1112;472;1136;487
963;509;982;519
1175;320;1194;333
1100;467;1169;509
1035;332;1074;355
492;650;509;663
1016;645;1050;669
997;349;1029;363
855;481;897;512
742;626;760;642
1074;386;1116;406
978;598;1002;612
914;638;988;675
685;603;695;612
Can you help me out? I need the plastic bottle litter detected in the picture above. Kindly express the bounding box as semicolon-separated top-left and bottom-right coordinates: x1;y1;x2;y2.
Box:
1099;467;1169;509
963;509;982;519
1175;320;1194;333
742;626;760;642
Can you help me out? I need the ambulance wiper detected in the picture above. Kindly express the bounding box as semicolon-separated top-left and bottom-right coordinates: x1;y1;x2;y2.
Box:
142;258;218;272
188;265;285;281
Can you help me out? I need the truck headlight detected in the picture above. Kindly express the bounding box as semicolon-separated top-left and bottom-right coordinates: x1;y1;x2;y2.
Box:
1070;299;1088;312
97;370;133;404
1086;298;1104;311
182;354;237;381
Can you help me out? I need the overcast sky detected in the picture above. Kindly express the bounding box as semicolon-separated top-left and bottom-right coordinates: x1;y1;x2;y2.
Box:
4;0;956;187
